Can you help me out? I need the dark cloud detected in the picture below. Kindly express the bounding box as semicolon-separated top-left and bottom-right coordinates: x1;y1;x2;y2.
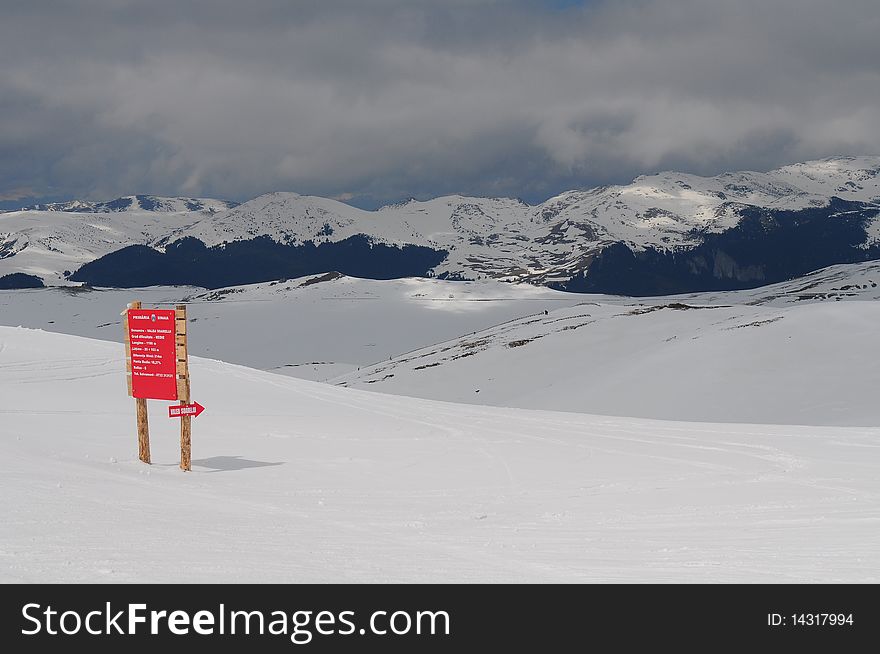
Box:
1;0;879;207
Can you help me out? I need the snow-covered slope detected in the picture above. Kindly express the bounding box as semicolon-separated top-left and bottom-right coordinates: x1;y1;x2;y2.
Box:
336;266;880;426
2;326;878;582
770;157;880;201
0;196;234;285
672;260;880;305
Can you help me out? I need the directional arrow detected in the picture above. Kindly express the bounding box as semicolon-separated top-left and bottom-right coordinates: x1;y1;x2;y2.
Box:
168;402;205;418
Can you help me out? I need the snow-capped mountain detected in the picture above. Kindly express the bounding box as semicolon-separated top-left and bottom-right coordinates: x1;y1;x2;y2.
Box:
0;196;236;285
3;157;880;292
150;156;878;280
140;155;879;290
15;194;237;214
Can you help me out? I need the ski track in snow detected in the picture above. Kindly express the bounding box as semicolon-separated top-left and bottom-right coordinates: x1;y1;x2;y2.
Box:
1;327;878;583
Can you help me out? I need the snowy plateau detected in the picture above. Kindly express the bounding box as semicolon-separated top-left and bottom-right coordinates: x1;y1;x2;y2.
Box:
0;158;879;583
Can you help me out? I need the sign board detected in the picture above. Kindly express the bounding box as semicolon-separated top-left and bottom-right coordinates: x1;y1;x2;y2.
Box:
169;402;205;418
127;308;178;400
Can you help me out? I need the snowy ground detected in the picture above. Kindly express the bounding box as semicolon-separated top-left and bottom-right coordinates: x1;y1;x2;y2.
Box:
1;327;878;583
338;300;880;426
323;263;880;425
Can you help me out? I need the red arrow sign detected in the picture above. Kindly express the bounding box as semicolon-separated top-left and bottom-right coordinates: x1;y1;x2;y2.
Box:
168;402;205;418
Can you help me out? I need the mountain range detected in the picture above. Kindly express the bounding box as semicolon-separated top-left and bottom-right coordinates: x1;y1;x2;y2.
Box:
18;194;237;214
2;157;879;294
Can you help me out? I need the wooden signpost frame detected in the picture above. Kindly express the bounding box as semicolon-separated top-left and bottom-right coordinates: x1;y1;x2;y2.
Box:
124;301;151;464
175;304;192;471
123;300;193;471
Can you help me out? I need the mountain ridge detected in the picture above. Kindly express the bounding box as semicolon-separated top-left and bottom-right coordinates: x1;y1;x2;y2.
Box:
10;194;237;214
157;155;880;285
3;156;880;292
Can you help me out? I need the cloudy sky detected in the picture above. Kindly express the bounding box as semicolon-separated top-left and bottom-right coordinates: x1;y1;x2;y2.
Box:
1;0;879;208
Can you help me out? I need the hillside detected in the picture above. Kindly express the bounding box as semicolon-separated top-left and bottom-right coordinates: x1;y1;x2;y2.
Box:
336;263;880;426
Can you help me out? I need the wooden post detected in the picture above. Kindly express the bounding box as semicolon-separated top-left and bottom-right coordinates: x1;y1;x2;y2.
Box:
125;300;151;464
176;304;191;471
136;397;150;464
